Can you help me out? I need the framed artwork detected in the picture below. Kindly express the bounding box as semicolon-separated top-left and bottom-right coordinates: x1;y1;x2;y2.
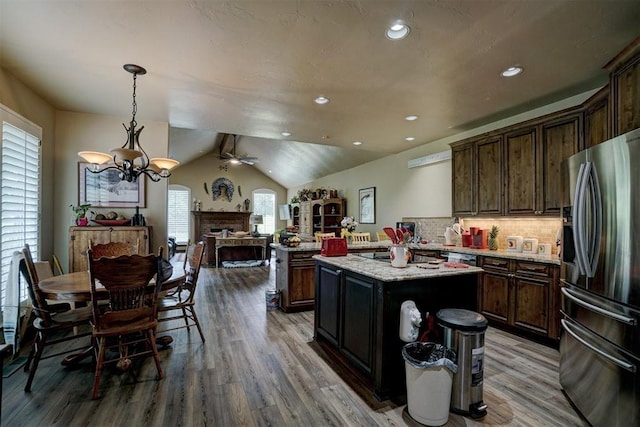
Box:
78;162;146;208
359;187;376;224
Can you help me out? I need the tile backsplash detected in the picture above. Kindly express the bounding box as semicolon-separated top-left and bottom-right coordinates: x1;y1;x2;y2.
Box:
403;216;562;254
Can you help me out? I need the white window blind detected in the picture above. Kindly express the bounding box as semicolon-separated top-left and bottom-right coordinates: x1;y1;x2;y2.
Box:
167;186;190;245
252;189;276;234
1;119;41;308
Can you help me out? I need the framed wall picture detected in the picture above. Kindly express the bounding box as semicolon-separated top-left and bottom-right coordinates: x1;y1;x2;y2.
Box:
78;162;146;208
359;187;375;224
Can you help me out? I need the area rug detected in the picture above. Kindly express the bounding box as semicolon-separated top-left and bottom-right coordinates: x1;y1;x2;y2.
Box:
221;260;264;268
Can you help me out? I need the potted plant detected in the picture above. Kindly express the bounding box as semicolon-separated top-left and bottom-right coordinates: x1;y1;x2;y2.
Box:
70;203;93;226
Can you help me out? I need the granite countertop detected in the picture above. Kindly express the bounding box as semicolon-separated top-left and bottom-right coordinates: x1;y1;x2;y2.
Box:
272;241;560;265
272;241;392;252
313;254;484;282
407;243;561;265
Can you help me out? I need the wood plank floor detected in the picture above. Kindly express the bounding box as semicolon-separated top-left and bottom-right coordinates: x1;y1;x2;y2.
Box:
1;256;585;426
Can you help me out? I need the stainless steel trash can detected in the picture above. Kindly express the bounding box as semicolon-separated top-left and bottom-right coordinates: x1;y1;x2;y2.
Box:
436;308;488;418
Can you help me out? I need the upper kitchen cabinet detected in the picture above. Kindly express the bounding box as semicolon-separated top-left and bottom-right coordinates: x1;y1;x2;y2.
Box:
583;86;610;147
452;108;582;217
505;112;582;216
538;112;583;214
451;135;503;217
504;126;538;215
607;36;640;137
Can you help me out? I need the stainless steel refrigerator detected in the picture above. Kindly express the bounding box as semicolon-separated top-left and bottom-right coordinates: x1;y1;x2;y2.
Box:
560;127;640;427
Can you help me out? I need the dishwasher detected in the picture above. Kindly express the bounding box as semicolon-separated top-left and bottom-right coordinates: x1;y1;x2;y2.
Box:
440;251;478;266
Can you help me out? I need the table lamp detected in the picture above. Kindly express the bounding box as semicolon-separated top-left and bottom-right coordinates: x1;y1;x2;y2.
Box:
250;214;263;237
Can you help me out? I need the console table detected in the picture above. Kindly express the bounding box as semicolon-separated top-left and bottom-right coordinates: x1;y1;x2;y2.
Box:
215;236;268;268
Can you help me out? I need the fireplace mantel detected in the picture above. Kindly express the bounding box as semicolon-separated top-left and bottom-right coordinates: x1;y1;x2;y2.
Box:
192;211;252;243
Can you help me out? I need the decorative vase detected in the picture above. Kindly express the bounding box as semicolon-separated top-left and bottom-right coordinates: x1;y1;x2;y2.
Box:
390;245;411;268
76;217;89;226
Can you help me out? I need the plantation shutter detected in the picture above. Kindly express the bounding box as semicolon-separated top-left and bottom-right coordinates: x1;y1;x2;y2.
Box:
1;112;42;308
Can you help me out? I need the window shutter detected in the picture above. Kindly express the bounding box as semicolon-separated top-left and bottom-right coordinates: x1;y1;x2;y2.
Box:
1;119;41;307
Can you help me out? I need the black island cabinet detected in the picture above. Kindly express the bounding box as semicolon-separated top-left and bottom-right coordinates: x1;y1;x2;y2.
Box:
313;255;482;401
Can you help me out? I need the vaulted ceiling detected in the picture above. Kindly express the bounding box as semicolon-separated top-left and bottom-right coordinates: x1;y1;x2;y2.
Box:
2;1;640;188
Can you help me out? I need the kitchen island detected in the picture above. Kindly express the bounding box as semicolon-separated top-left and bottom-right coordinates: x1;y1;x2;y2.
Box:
274;241;391;312
313;254;483;401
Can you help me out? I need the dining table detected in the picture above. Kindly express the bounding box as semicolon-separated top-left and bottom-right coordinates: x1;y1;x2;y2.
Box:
37;259;186;365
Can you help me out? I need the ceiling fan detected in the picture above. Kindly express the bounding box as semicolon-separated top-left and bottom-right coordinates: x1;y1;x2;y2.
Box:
219;134;259;165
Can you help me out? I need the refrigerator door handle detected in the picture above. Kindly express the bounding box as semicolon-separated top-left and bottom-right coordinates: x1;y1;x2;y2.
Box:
561;286;636;325
585;162;603;277
573;163;588;275
561;319;636;373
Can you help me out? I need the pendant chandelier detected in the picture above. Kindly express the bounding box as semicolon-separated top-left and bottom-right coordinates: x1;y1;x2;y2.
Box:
78;64;179;182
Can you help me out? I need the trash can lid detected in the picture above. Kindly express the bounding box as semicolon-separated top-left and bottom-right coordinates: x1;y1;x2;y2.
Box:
436;308;487;331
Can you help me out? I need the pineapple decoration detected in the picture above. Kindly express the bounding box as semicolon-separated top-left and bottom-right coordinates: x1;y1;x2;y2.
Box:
489;225;500;250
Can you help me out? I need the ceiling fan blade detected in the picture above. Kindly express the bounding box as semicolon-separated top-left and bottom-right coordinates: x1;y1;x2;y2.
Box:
240;159;257;165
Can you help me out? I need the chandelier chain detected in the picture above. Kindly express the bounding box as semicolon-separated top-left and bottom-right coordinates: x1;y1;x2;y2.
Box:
131;73;138;127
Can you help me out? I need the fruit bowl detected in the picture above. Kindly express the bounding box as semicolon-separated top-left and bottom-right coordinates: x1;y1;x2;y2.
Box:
93;219;131;226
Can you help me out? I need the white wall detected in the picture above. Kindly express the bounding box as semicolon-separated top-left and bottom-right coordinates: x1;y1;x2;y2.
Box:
55;111;170;266
169;151;288;237
0;68;57;260
289;89;600;236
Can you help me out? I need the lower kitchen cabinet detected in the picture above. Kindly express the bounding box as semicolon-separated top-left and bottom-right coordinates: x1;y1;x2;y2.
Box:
275;249;316;312
340;273;375;375
314;258;479;400
479;256;560;340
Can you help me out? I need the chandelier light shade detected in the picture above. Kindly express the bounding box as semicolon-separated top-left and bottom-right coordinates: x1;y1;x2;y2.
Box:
77;64;179;182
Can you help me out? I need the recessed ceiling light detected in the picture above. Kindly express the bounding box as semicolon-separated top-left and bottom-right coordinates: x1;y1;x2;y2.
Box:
315;96;329;105
352;141;362;146
405;136;415;141
281;131;291;137
501;66;523;77
386;22;410;40
405;115;419;121
268;170;272;174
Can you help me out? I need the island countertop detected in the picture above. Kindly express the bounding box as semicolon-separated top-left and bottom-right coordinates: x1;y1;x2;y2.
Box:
312;253;483;282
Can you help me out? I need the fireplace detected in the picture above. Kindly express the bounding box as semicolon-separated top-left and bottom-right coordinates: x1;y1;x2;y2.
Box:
192;211;251;243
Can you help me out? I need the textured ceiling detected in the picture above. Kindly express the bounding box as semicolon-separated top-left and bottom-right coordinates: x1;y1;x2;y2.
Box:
2;1;640;188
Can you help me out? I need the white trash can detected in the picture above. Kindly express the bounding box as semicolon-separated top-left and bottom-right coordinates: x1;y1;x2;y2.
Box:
403;342;457;426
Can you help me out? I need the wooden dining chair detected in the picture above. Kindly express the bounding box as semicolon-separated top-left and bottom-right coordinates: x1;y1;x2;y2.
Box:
89;240;139;259
350;232;371;244
87;248;164;399
376;231;391;242
51;253;64;276
314;232;336;242
20;244;92;392
157;241;206;343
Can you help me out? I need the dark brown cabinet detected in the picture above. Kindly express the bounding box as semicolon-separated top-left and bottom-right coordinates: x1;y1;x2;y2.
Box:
479;256;560;340
538;113;583;215
608;37;640;136
584;86;610;147
453;109;582;217
275;249;317;312
504;126;538;215
451;135;503;216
